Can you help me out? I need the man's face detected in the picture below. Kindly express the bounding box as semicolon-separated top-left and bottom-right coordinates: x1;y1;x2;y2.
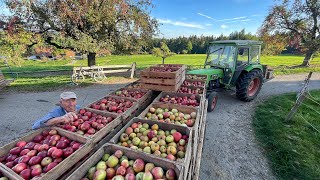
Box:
60;98;77;112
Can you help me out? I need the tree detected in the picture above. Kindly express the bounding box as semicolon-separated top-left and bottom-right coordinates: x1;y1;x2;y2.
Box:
3;0;158;66
186;40;192;53
260;0;320;66
152;42;174;64
0;16;42;66
259;31;288;55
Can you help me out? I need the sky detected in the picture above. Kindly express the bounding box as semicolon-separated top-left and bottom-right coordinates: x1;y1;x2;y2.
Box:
151;0;275;38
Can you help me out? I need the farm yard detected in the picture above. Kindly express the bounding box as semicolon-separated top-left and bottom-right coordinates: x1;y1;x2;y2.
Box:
0;0;320;179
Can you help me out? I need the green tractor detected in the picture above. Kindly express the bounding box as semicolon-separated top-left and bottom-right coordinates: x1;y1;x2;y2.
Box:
187;40;273;112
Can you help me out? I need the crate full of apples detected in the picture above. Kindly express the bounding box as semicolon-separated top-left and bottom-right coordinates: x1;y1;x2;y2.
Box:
65;143;182;180
57;108;122;144
182;79;206;88
110;88;152;104
139;103;199;128
87;96;138;120
177;85;206;98
153;92;202;109
186;74;207;81
0;128;91;180
110;118;192;166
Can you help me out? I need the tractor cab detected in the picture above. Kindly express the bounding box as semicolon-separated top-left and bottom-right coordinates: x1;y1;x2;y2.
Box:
188;40;271;112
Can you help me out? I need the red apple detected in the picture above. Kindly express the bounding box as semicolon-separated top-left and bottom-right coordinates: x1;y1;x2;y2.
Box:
12;163;27;174
6;154;18;162
18;155;31;164
37;151;47;158
51;149;63;159
56;141;67;149
48;129;58;135
10;147;22;155
16;141;27;148
5;161;15;168
33;135;44;143
28;156;42;166
33;144;41;151
48;147;58;156
72;143;81;151
53;157;63;163
38;144;49;152
26;150;37;157
50;135;61;141
43;162;58;173
42;129;51;136
63;147;74;157
31;165;42;177
173;132;182;143
20;149;30;156
20;169;31;180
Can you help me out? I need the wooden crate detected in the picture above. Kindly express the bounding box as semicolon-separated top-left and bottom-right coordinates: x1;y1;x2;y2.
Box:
109;118;193;167
182;79;206;89
186;100;208;180
177;85;206;98
86;96;139;120
152;92;203;109
140;65;186;79
55;108;122;144
138;102;201;129
141;71;185;92
186;74;208;81
0;127;93;180
154;64;185;68
0;163;14;179
108;88;152;104
65;143;184;180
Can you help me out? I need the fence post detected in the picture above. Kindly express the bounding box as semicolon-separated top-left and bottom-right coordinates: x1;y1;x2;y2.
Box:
130;62;136;79
285;72;313;122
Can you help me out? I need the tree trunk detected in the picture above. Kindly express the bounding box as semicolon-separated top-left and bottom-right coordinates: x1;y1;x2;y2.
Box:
301;50;313;66
162;57;165;64
88;52;96;67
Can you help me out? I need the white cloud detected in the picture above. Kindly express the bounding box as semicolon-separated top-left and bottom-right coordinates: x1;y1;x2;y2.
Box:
221;25;228;29
205;23;212;26
197;13;217;21
157;18;205;29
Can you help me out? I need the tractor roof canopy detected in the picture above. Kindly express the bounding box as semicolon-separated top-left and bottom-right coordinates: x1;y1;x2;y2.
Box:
209;40;262;46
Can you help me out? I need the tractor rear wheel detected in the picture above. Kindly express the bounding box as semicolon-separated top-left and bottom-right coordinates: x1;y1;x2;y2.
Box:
207;92;218;112
236;70;263;102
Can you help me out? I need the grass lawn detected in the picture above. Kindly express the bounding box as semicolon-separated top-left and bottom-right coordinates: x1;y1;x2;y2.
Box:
1;54;319;92
253;90;320;179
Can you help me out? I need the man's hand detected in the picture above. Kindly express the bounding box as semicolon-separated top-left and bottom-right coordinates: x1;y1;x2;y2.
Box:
61;112;78;124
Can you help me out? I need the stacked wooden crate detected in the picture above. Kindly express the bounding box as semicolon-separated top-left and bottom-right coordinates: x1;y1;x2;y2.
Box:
140;64;186;92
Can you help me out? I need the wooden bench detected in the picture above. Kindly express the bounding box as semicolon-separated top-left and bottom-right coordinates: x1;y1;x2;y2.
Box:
0;70;13;90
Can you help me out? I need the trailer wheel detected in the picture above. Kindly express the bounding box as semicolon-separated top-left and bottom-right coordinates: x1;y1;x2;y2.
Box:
207;92;218;112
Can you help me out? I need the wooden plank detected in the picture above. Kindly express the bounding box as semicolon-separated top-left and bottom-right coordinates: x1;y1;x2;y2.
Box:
140;65;186;79
66;143;184;180
193;100;208;180
141;72;185;92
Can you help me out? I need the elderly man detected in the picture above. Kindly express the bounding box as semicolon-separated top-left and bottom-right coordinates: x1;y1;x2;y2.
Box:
32;92;80;129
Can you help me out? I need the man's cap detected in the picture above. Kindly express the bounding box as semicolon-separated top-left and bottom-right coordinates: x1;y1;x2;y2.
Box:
60;92;77;100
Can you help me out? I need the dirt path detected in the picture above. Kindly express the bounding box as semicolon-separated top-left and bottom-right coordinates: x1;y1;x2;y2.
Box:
0;73;319;179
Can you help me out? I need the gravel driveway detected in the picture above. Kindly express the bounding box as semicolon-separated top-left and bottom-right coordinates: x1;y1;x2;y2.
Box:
0;73;319;179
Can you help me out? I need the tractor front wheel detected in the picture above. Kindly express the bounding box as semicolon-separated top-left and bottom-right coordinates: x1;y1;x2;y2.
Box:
236;70;263;101
207;92;218;112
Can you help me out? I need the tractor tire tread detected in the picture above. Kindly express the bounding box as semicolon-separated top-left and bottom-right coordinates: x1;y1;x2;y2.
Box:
236;69;263;102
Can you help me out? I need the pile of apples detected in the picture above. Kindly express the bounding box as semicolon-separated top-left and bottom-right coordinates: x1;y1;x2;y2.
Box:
126;83;142;89
177;86;204;95
182;80;205;87
144;107;196;127
81;149;177;180
186;74;207;80
150;67;178;72
113;89;147;99
89;97;135;114
0;129;82;180
157;64;182;68
159;94;200;107
60;109;115;136
117;122;189;162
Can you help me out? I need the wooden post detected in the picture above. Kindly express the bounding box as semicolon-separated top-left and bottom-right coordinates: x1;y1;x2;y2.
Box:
286;72;313;122
130;62;136;79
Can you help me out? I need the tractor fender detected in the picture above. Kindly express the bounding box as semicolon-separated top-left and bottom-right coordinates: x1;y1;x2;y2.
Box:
230;68;262;86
